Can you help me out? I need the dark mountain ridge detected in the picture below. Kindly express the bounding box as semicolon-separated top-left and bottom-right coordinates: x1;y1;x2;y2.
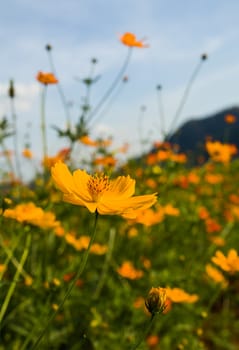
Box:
166;106;239;162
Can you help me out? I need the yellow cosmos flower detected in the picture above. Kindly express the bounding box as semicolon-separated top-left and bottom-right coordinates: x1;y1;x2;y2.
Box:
51;161;157;218
211;249;239;274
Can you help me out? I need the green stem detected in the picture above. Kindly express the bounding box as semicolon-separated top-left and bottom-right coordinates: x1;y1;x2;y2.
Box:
130;314;156;350
0;235;31;282
40;85;48;162
156;86;166;139
87;47;132;124
10;97;22;180
0;232;31;325
167;57;205;139
47;50;71;128
28;212;99;350
93;227;115;300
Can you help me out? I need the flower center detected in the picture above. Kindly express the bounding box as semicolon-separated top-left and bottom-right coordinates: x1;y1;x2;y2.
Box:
87;174;110;201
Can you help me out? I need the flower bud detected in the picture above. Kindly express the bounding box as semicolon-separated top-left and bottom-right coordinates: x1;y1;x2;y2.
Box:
8;80;15;98
145;287;167;315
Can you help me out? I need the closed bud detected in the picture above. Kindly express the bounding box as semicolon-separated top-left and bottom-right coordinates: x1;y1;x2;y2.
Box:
201;53;208;61
8;80;15;98
45;44;52;51
145;287;167;315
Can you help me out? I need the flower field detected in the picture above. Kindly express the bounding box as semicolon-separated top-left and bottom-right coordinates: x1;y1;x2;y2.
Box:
1;33;239;350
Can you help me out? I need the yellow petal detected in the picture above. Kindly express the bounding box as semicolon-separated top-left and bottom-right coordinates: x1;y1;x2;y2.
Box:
63;194;97;213
51;161;74;194
72;169;92;201
108;176;135;198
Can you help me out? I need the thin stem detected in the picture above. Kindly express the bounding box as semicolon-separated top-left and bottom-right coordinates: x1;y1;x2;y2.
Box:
167;58;205;138
0;235;31;282
0;232;31;325
87;47;132;124
28;212;99;350
46;49;71;128
156;86;166;139
93;227;116;300
40;85;48;162
90;77;128;128
10;97;22;180
130;314;156;350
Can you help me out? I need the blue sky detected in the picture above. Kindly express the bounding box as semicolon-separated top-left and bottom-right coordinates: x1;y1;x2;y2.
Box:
1;0;239;167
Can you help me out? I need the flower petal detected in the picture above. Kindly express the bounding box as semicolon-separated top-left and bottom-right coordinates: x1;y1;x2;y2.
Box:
72;169;92;202
51;161;74;193
107;176;135;198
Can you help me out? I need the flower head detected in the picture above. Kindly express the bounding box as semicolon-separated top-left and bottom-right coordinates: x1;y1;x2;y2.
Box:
117;261;144;280
211;249;239;274
120;32;149;48
36;71;58;85
224;114;236;124
51;161;157;218
3;202;60;229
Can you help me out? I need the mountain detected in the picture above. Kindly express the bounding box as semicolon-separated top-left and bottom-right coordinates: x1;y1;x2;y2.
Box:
166;106;239;163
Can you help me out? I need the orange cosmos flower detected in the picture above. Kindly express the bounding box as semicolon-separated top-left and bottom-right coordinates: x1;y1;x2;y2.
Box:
3;202;60;229
79;135;98;147
146;335;160;348
43;148;70;168
36;71;58;85
94;155;117;167
117;261;144;280
205;218;222;233
205;141;237;163
224;114;236;124
205;264;228;288
166;287;198;303
120;32;149;48
22;148;33;159
51;161;157;218
211;249;239;274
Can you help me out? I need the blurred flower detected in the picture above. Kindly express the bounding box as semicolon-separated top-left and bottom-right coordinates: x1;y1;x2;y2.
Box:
117;261;144;279
166;287;199;303
36;71;58;85
211;249;239;274
94;155;117;167
163;204;180;216
198;206;210;220
145;287;167;314
206;141;237;163
0;264;7;273
51;161;157;218
79;135;98;146
205;218;222;233
3;202;60;229
120;32;149;48
22;148;33;159
43;148;70;168
205;264;228;288
146;335;160;348
204;173;223;184
129;207;164;226
65;233;107;254
224;114;236;124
